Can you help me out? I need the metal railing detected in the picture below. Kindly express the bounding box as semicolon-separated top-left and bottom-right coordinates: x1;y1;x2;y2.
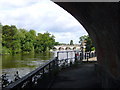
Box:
3;58;58;89
57;51;96;68
2;51;96;89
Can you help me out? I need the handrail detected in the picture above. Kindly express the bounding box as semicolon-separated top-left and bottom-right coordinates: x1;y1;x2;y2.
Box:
2;51;96;89
3;58;58;89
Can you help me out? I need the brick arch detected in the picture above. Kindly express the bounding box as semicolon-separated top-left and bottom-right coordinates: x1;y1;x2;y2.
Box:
53;2;119;88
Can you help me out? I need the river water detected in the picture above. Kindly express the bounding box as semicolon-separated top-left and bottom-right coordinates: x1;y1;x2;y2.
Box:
1;52;55;82
1;51;76;84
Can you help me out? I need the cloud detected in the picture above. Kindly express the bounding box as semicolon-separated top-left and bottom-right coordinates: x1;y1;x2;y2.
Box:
0;0;42;9
0;0;88;44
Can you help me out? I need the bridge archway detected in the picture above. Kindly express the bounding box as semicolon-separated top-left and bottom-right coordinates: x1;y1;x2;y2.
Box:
73;47;76;50
58;47;64;50
53;2;119;88
65;47;71;50
53;47;57;51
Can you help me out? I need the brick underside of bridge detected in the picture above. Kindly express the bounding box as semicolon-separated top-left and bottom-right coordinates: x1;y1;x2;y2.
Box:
52;2;120;88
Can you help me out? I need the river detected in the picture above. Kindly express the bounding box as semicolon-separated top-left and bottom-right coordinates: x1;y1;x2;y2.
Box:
1;50;76;85
1;52;55;82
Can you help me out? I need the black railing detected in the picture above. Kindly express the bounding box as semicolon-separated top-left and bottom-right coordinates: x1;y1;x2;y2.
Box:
2;51;96;89
3;58;58;89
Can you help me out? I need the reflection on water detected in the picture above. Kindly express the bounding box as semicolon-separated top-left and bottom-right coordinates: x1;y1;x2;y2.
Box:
1;51;76;83
1;52;55;82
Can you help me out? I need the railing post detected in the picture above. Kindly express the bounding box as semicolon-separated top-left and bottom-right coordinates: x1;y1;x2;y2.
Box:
89;52;90;58
67;52;69;66
75;51;77;62
92;52;93;57
29;77;33;88
95;51;96;57
53;60;56;76
79;51;82;64
67;51;68;60
85;52;86;60
49;63;51;76
69;51;73;67
42;68;45;77
75;51;78;65
57;52;59;60
81;49;84;60
87;52;88;62
55;56;59;74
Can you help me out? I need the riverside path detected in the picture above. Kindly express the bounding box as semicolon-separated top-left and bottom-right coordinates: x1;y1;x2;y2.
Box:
2;51;100;89
50;62;101;88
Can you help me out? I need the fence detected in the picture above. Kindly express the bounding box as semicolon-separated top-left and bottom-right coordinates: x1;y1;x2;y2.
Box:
2;51;96;89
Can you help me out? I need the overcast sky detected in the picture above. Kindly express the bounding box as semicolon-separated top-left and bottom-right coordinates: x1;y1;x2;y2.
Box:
0;0;88;44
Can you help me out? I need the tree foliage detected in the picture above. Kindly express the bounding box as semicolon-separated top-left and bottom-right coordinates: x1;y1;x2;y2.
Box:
79;35;88;44
0;23;2;54
2;24;56;54
70;40;73;45
34;32;55;52
85;36;95;52
79;35;95;52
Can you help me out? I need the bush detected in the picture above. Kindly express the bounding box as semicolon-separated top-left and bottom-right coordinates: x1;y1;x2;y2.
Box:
91;47;95;51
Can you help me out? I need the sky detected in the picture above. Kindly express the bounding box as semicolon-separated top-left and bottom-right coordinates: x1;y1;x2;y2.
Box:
0;0;88;44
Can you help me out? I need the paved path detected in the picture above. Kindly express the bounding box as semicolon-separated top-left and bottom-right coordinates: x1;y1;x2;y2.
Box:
51;63;101;88
83;57;97;61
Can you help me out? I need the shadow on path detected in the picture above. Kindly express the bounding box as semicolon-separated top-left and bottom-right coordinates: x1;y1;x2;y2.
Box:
51;63;101;88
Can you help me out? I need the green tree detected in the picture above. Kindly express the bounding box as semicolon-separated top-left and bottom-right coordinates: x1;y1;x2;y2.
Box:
2;25;21;54
34;32;55;52
19;29;35;53
0;23;2;54
79;35;88;45
85;36;94;52
10;25;21;54
0;23;2;30
79;35;95;52
54;42;60;45
70;40;73;45
1;24;58;54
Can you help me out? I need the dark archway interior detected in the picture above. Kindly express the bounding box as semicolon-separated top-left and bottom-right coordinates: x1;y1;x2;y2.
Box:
53;2;119;88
